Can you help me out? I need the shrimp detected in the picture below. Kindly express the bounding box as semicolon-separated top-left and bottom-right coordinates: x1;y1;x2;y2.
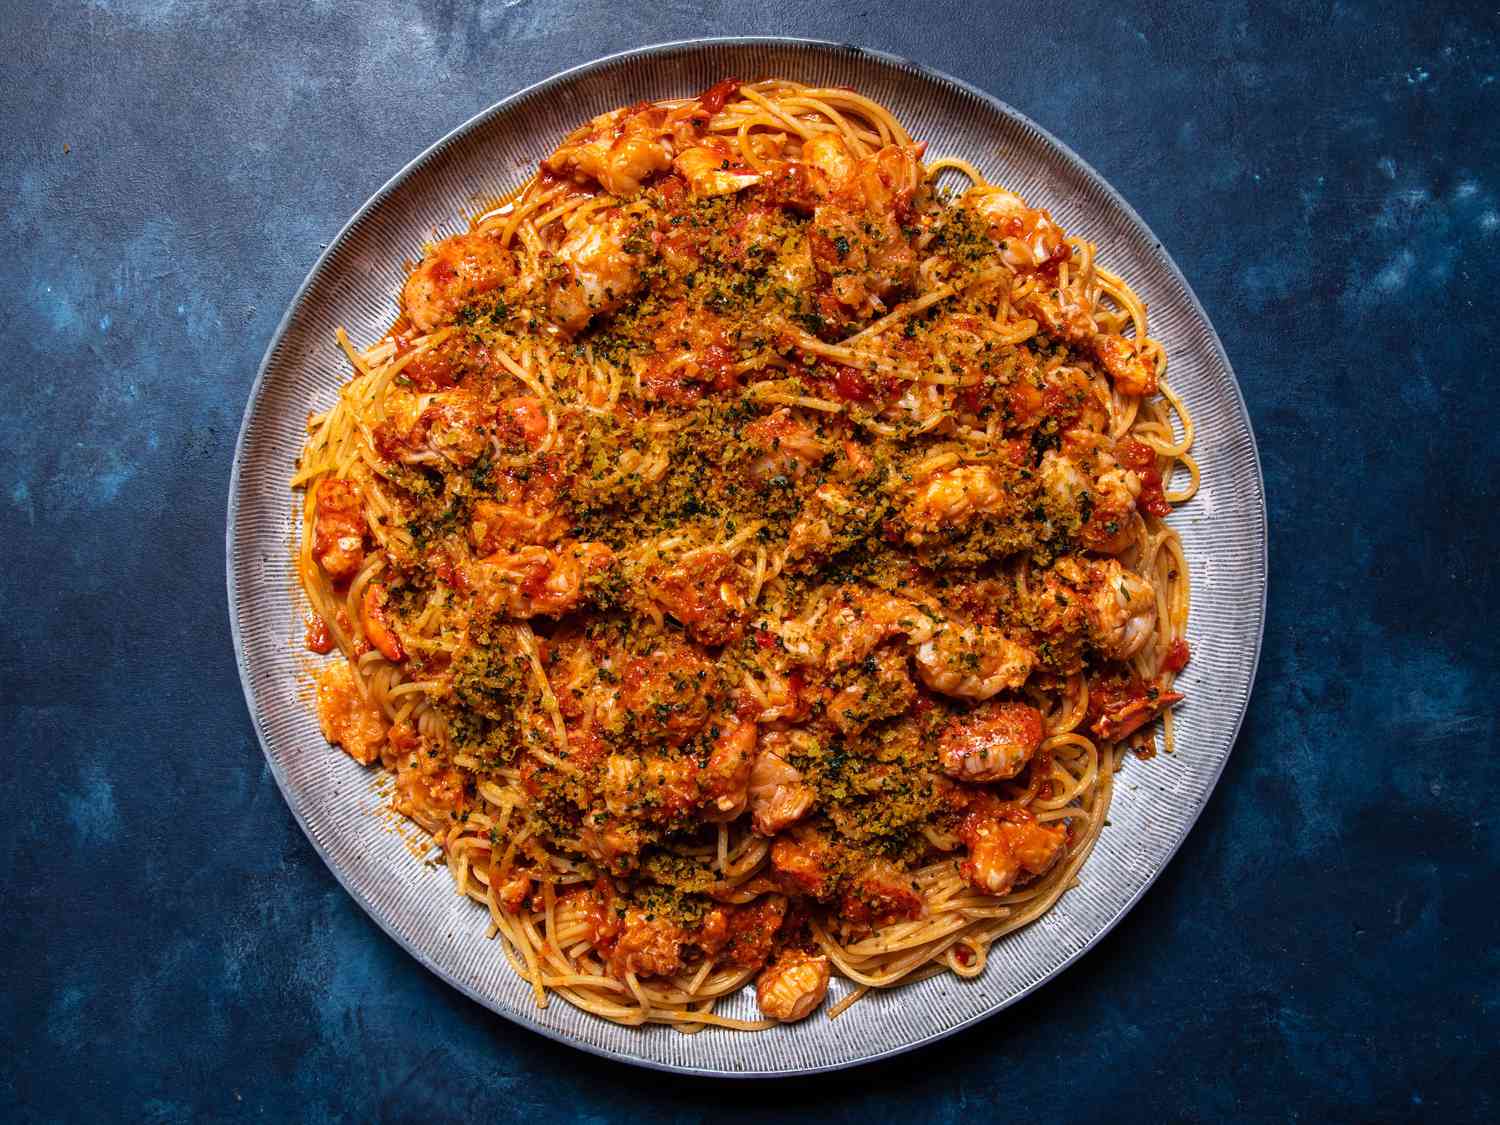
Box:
784;488;839;563
494;870;533;915
986;222;1155;393
816;136;924;213
1005;363;1111;435
801;133;859;189
1039;439;1141;555
544;80;741;198
809;589;940;668
936;700;1043;782
495;394;549;451
801;134;924;315
835;435;874;471
401;229;513;332
311;478;366;583
785;483;876;567
645;550;749;647
748;733;817;835
1089;466;1144;554
967;187;1070;273
469;497;570;552
743;408;829;484
839;859;925;927
1022;293;1156;398
545;207;650;335
756;951;831;1022
604;642;718;747
603;899;757;979
1033;556;1158;665
542;631;606;723
747;665;812;726
606;908;689;979
314;662;386;766
601;754;640;818
392;752;467;835
770;825;839;899
1038;448;1089;520
578;817;647;875
717;895;788;971
673;143;762;197
405;394;490;467
1082;559;1157;660
958;803;1067;896
901;465;1014;545
701;719;758;821
1093;333;1157;396
1087;670;1184;743
1020;282;1098;345
542;105;675;197
360;582;406;663
721;204;787;266
635;298;738;403
914;623;1035;700
770;228;818;294
602;752;699;822
471;540;615;619
825;645;917;735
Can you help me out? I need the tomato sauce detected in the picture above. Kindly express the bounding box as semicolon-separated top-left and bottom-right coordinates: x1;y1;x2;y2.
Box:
696;77;741;116
1163;638;1191;673
831;365;874;403
1117;437;1173;517
304;611;334;654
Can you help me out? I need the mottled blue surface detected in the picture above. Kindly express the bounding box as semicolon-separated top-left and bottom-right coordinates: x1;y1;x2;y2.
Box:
2;1;1497;1120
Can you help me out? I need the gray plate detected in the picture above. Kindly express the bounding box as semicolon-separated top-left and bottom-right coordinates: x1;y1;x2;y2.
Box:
227;38;1266;1077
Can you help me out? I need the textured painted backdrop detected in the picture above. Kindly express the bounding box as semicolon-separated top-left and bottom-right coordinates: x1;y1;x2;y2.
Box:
2;2;1496;1122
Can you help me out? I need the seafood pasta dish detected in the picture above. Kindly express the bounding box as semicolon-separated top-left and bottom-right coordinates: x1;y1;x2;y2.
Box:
295;78;1197;1030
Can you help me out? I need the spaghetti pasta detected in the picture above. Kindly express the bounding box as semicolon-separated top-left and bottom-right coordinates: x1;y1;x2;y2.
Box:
295;78;1196;1032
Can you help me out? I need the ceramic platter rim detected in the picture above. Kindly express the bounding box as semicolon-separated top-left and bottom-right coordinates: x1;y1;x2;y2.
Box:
227;37;1267;1077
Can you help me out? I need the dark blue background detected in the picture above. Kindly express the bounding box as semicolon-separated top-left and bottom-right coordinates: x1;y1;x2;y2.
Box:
3;2;1496;1121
